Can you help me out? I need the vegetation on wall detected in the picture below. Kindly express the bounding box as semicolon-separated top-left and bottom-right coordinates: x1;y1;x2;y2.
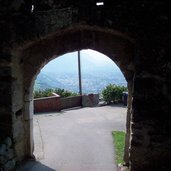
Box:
102;84;127;104
34;84;127;102
34;88;78;98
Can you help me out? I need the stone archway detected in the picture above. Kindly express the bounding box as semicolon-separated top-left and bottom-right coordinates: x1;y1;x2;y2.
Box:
21;24;135;166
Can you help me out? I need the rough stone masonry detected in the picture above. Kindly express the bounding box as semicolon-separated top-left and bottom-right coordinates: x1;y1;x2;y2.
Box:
0;1;171;171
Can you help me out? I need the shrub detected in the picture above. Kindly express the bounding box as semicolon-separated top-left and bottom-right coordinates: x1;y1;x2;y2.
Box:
34;89;54;98
34;88;78;98
102;84;127;104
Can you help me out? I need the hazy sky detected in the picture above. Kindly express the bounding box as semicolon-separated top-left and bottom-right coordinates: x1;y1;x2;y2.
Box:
81;49;114;65
35;49;127;91
42;49;121;73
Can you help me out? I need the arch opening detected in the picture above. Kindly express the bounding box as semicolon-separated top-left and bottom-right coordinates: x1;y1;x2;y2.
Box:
33;49;127;94
33;49;129;170
21;25;135;169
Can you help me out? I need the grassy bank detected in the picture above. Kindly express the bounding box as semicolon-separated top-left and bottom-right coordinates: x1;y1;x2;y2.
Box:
112;131;126;164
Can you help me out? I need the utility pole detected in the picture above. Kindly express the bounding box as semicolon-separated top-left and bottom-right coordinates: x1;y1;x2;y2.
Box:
78;50;82;95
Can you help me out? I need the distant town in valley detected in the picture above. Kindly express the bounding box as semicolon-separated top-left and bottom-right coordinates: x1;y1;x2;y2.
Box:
34;49;127;94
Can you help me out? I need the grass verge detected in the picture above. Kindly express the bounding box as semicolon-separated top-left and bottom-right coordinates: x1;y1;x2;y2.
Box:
112;131;126;164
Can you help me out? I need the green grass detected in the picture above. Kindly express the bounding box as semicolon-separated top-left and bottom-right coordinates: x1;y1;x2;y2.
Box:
112;131;126;164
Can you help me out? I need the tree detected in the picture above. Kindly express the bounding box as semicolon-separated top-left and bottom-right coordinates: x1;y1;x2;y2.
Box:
102;84;127;104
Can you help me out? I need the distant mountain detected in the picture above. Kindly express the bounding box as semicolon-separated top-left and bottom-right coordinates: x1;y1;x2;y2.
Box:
34;72;64;90
34;49;127;93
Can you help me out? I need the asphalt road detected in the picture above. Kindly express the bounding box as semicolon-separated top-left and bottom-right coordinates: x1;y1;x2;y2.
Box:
33;105;127;171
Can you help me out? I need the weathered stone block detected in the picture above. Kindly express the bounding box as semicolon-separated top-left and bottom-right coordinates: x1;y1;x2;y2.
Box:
82;94;99;107
0;155;8;166
13;120;24;139
0;144;6;155
4;137;12;148
0;124;12;138
0;114;12;124
0;67;11;77
3;159;16;171
24;100;33;120
6;149;14;160
130;136;142;147
14;139;25;161
0;52;11;63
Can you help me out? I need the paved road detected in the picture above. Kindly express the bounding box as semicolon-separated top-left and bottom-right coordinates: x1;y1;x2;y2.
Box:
33;105;127;171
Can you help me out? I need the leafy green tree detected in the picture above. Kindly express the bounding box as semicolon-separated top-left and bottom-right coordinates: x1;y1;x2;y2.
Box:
102;84;127;104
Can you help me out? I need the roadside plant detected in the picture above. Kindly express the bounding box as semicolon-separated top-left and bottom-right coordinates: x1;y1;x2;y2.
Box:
34;88;78;98
102;84;127;104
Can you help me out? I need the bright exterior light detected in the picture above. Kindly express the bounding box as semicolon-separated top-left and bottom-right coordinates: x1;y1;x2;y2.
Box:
31;5;34;12
96;2;104;6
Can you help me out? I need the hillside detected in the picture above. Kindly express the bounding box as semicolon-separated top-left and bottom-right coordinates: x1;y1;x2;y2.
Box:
34;49;127;93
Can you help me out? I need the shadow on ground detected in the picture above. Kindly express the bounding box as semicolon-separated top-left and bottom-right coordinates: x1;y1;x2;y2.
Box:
15;159;56;171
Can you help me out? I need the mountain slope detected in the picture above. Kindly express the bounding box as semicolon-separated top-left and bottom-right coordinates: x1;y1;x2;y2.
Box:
34;49;127;93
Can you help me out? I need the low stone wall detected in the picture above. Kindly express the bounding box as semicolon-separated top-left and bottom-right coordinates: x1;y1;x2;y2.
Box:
61;95;82;110
0;137;15;171
34;96;61;113
82;94;99;107
34;94;99;113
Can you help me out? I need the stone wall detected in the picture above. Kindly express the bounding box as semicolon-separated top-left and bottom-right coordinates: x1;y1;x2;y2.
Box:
61;96;82;110
34;96;61;113
34;95;83;113
130;38;171;170
82;94;99;107
34;95;97;113
0;137;15;171
0;1;170;171
0;43;16;171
